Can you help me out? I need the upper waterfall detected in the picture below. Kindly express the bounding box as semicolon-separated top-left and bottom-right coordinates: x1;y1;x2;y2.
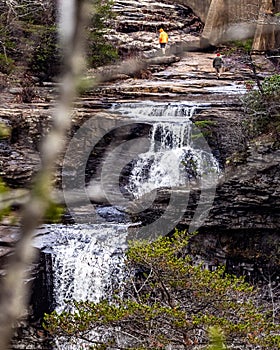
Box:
110;102;219;199
110;101;209;120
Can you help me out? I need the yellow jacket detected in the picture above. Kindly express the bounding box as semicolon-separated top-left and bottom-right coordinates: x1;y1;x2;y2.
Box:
159;29;168;44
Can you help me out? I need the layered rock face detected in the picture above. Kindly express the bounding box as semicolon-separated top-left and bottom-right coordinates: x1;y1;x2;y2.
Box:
0;110;47;187
167;0;211;22
128;136;280;281
106;0;203;57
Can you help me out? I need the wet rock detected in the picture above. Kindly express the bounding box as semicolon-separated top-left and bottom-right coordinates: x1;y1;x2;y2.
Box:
96;206;130;223
0;228;54;349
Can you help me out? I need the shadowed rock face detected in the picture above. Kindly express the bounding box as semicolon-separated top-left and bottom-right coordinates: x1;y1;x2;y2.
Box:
127;138;280;281
168;0;211;22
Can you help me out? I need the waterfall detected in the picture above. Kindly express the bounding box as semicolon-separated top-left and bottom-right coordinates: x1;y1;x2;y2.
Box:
48;102;218;306
110;102;219;198
110;100;209;119
33;224;128;349
35;224;128;312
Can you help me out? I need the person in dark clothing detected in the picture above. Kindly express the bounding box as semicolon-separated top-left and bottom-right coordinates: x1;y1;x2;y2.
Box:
212;53;224;78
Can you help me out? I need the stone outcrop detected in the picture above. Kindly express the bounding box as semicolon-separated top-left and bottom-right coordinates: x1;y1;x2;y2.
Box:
253;0;280;50
127;137;280;281
107;0;280;54
167;0;212;23
0;226;53;348
0;108;50;188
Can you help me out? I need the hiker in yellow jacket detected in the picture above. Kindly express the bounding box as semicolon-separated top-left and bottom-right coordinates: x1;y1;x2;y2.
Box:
159;28;168;55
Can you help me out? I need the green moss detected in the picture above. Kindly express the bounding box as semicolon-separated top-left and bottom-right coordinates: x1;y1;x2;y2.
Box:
0;178;11;221
0;122;11;139
194;120;217;128
194;120;217;139
44;202;65;224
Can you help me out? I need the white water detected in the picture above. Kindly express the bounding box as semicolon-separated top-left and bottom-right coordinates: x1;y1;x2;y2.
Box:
34;224;128;349
111;100;209;120
35;224;128;312
46;102;218;310
111;102;219;198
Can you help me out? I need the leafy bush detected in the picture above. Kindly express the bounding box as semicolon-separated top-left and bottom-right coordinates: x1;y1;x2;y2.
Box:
0;0;118;79
261;74;280;96
242;74;280;136
86;0;118;68
87;38;118;68
232;39;253;52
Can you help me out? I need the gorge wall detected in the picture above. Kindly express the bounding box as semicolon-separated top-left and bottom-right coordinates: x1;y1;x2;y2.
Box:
169;0;280;50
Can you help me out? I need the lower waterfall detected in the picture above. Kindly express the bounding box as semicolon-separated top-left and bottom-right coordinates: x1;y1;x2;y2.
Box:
34;224;129;349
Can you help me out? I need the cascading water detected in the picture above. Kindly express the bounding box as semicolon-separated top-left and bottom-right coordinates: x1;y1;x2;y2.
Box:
33;101;219;349
111;101;219;198
49;225;127;312
33;224;128;349
110;100;208;119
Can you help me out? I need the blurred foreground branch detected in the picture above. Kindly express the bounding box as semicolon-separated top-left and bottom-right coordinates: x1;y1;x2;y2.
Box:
0;0;90;348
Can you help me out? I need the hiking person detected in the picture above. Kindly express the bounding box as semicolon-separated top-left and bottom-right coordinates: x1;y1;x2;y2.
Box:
159;28;168;55
212;53;224;78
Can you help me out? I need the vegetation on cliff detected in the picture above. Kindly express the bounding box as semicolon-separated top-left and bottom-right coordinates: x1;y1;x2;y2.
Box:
242;74;280;139
0;0;117;81
0;2;279;349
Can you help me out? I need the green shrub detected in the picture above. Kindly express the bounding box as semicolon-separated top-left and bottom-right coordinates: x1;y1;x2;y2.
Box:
232;39;253;52
262;74;280;97
86;0;118;68
44;231;279;349
0;54;15;74
29;27;61;81
242;74;280;136
87;39;118;68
